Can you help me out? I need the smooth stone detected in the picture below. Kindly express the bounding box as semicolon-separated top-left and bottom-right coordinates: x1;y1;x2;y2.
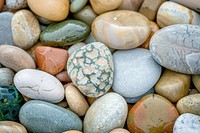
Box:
14;69;64;103
56;71;71;83
0;0;4;12
90;0;122;14
139;0;165;20
84;92;128;133
27;0;69;21
192;75;200;92
0;68;15;86
0;45;36;72
127;94;179;133
0;86;24;121
65;83;89;116
173;113;200;133
150;24;200;74
189;89;199;95
12;10;41;50
109;128;130;133
84;32;96;44
68;42;86;56
112;48;161;98
56;100;68;108
125;88;155;103
155;69;190;103
40;19;90;47
35;46;68;75
117;0;144;11
6;0;27;10
0;12;14;45
176;94;200;115
19;100;82;133
171;0;200;13
67;42;113;98
92;10;151;49
0;121;27;133
63;130;82;133
26;42;42;60
70;0;87;13
73;5;97;26
157;1;200;28
86;97;97;105
36;15;55;25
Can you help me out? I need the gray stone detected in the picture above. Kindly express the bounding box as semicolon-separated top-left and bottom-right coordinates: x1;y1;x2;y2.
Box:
150;24;200;74
19;100;82;133
68;42;86;56
173;113;200;133
112;48;161;98
6;0;27;10
0;68;15;85
0;12;14;45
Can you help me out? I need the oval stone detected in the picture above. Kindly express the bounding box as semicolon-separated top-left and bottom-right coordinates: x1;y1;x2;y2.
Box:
6;0;27;10
0;68;15;86
127;94;179;133
19;100;82;133
67;42;114;98
92;10;151;49
70;0;87;13
84;92;128;133
0;121;27;133
112;48;161;98
157;1;200;28
0;45;36;72
40;19;90;47
150;24;200;74
176;94;200;115
14;69;64;103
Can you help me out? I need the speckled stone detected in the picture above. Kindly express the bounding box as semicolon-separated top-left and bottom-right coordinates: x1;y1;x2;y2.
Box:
0;68;15;86
150;24;200;74
92;10;151;49
117;0;144;11
6;0;27;10
67;42;114;98
176;94;200;115
0;45;36;72
0;12;14;45
19;100;82;133
157;1;200;28
12;10;41;50
173;113;200;133
84;92;128;133
127;94;179;133
112;48;161;98
0;0;4;12
192;75;200;92
0;86;24;121
109;128;130;133
40;19;90;48
68;42;86;56
0;121;27;133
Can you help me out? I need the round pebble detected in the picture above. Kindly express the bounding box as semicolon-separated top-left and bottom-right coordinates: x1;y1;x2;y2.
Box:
6;0;27;10
0;121;27;133
0;68;15;86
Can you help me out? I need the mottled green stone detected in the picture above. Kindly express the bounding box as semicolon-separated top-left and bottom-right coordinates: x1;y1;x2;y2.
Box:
0;86;24;121
40;19;90;48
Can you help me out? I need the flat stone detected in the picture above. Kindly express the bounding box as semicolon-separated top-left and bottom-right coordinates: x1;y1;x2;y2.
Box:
127;94;179;133
67;42;114;98
6;0;27;10
92;10;151;49
0;0;4;12
0;68;15;86
117;0;144;11
150;24;200;74
192;75;200;92
84;92;128;133
19;100;82;133
155;69;190;102
112;48;161;98
0;121;27;133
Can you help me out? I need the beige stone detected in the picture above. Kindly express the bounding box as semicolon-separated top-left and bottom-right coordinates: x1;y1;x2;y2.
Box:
56;100;68;108
118;0;144;11
63;130;82;133
109;128;130;133
87;97;97;105
0;121;27;133
192;75;200;92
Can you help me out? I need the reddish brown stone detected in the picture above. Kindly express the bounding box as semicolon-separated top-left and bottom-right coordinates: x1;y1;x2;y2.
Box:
35;46;68;75
55;70;71;83
0;0;4;12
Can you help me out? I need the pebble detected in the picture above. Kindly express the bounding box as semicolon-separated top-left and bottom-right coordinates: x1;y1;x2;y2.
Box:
84;32;97;44
12;10;41;50
68;42;86;56
65;83;89;116
176;94;200;115
192;75;200;92
14;69;64;103
92;10;151;49
0;45;36;72
0;121;27;133
0;68;15;86
157;1;200;28
84;92;128;133
36;15;55;25
109;128;130;133
6;0;27;10
189;89;199;95
117;0;144;11
0;86;24;121
173;113;200;133
56;71;71;83
112;48;161;98
67;42;114;98
0;12;14;45
56;100;68;108
27;0;69;21
70;0;88;13
150;24;200;74
155;69;190;103
40;19;90;47
127;94;179;132
19;100;82;133
35;46;68;75
0;0;4;12
63;131;82;133
90;0;122;14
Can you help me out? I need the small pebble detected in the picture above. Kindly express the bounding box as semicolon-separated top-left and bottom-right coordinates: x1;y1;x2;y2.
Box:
0;121;27;133
56;71;71;83
109;128;130;133
0;68;15;86
117;0;144;11
6;0;27;10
